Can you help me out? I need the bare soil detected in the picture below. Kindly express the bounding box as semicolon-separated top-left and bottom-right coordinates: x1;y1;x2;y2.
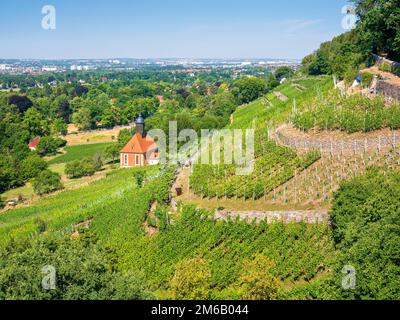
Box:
273;91;289;101
63;126;131;146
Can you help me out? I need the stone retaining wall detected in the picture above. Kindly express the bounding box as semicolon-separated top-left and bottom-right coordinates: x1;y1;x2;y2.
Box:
275;129;398;154
376;80;400;101
373;54;400;71
214;210;329;224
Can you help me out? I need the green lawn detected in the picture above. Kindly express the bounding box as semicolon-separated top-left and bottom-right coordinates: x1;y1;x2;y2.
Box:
48;142;116;165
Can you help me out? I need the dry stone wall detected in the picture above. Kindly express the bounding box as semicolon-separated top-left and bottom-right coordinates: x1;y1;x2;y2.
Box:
275;128;398;155
376;81;400;101
214;209;329;224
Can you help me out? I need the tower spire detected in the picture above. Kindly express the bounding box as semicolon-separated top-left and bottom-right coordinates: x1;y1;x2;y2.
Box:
135;114;145;137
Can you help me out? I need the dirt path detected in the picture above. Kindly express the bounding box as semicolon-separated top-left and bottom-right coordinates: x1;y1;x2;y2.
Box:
363;66;400;87
64;126;130;146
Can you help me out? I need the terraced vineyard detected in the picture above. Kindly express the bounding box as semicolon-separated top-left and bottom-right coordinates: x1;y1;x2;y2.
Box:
189;76;400;210
0;166;163;245
190;78;329;200
230;77;331;130
190;140;319;200
267;147;400;206
0;164;336;300
293;91;400;133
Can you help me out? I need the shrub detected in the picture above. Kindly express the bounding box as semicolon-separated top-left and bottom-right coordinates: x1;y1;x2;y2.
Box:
37;136;66;156
343;68;359;85
93;152;104;171
238;254;280;300
65;158;97;179
394;66;400;77
0;197;5;209
34;218;48;233
387;103;400;129
233;77;267;104
274;66;294;81
32;170;63;195
170;257;212;300
133;170;146;188
361;72;374;87
378;63;392;73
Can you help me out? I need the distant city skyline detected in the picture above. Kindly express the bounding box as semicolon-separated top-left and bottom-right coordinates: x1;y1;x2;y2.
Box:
1;0;350;60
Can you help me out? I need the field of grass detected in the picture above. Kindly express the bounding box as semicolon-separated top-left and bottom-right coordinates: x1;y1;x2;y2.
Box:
47;142;115;165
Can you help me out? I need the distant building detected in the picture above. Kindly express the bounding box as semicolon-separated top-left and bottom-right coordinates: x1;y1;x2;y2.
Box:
28;137;40;151
120;115;159;168
42;66;57;72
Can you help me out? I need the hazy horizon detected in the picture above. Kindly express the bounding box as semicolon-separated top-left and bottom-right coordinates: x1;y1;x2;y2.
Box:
1;0;349;60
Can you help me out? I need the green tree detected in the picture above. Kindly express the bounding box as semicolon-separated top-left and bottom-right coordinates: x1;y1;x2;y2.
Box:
353;0;400;60
21;154;48;180
170;257;212;300
238;254;280;300
0;155;24;193
274;66;294;81
72;108;95;131
105;144;121;164
118;128;134;148
233;77;267;104
93;152;104;171
330;167;400;300
51;118;68;136
209;91;237;117
65;158;97;179
0;234;151;300
54;95;71;123
23;107;48;137
32;170;63;195
36;136;65;156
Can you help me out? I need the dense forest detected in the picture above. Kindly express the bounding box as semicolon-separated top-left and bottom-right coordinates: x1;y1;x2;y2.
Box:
302;0;400;78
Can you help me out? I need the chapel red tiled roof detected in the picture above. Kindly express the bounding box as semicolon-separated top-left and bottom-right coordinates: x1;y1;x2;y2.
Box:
120;133;156;154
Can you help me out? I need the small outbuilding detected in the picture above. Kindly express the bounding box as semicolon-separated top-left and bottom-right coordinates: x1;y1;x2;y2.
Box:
28;137;40;151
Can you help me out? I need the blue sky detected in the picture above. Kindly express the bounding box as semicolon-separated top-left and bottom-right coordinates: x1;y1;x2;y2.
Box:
0;0;350;59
